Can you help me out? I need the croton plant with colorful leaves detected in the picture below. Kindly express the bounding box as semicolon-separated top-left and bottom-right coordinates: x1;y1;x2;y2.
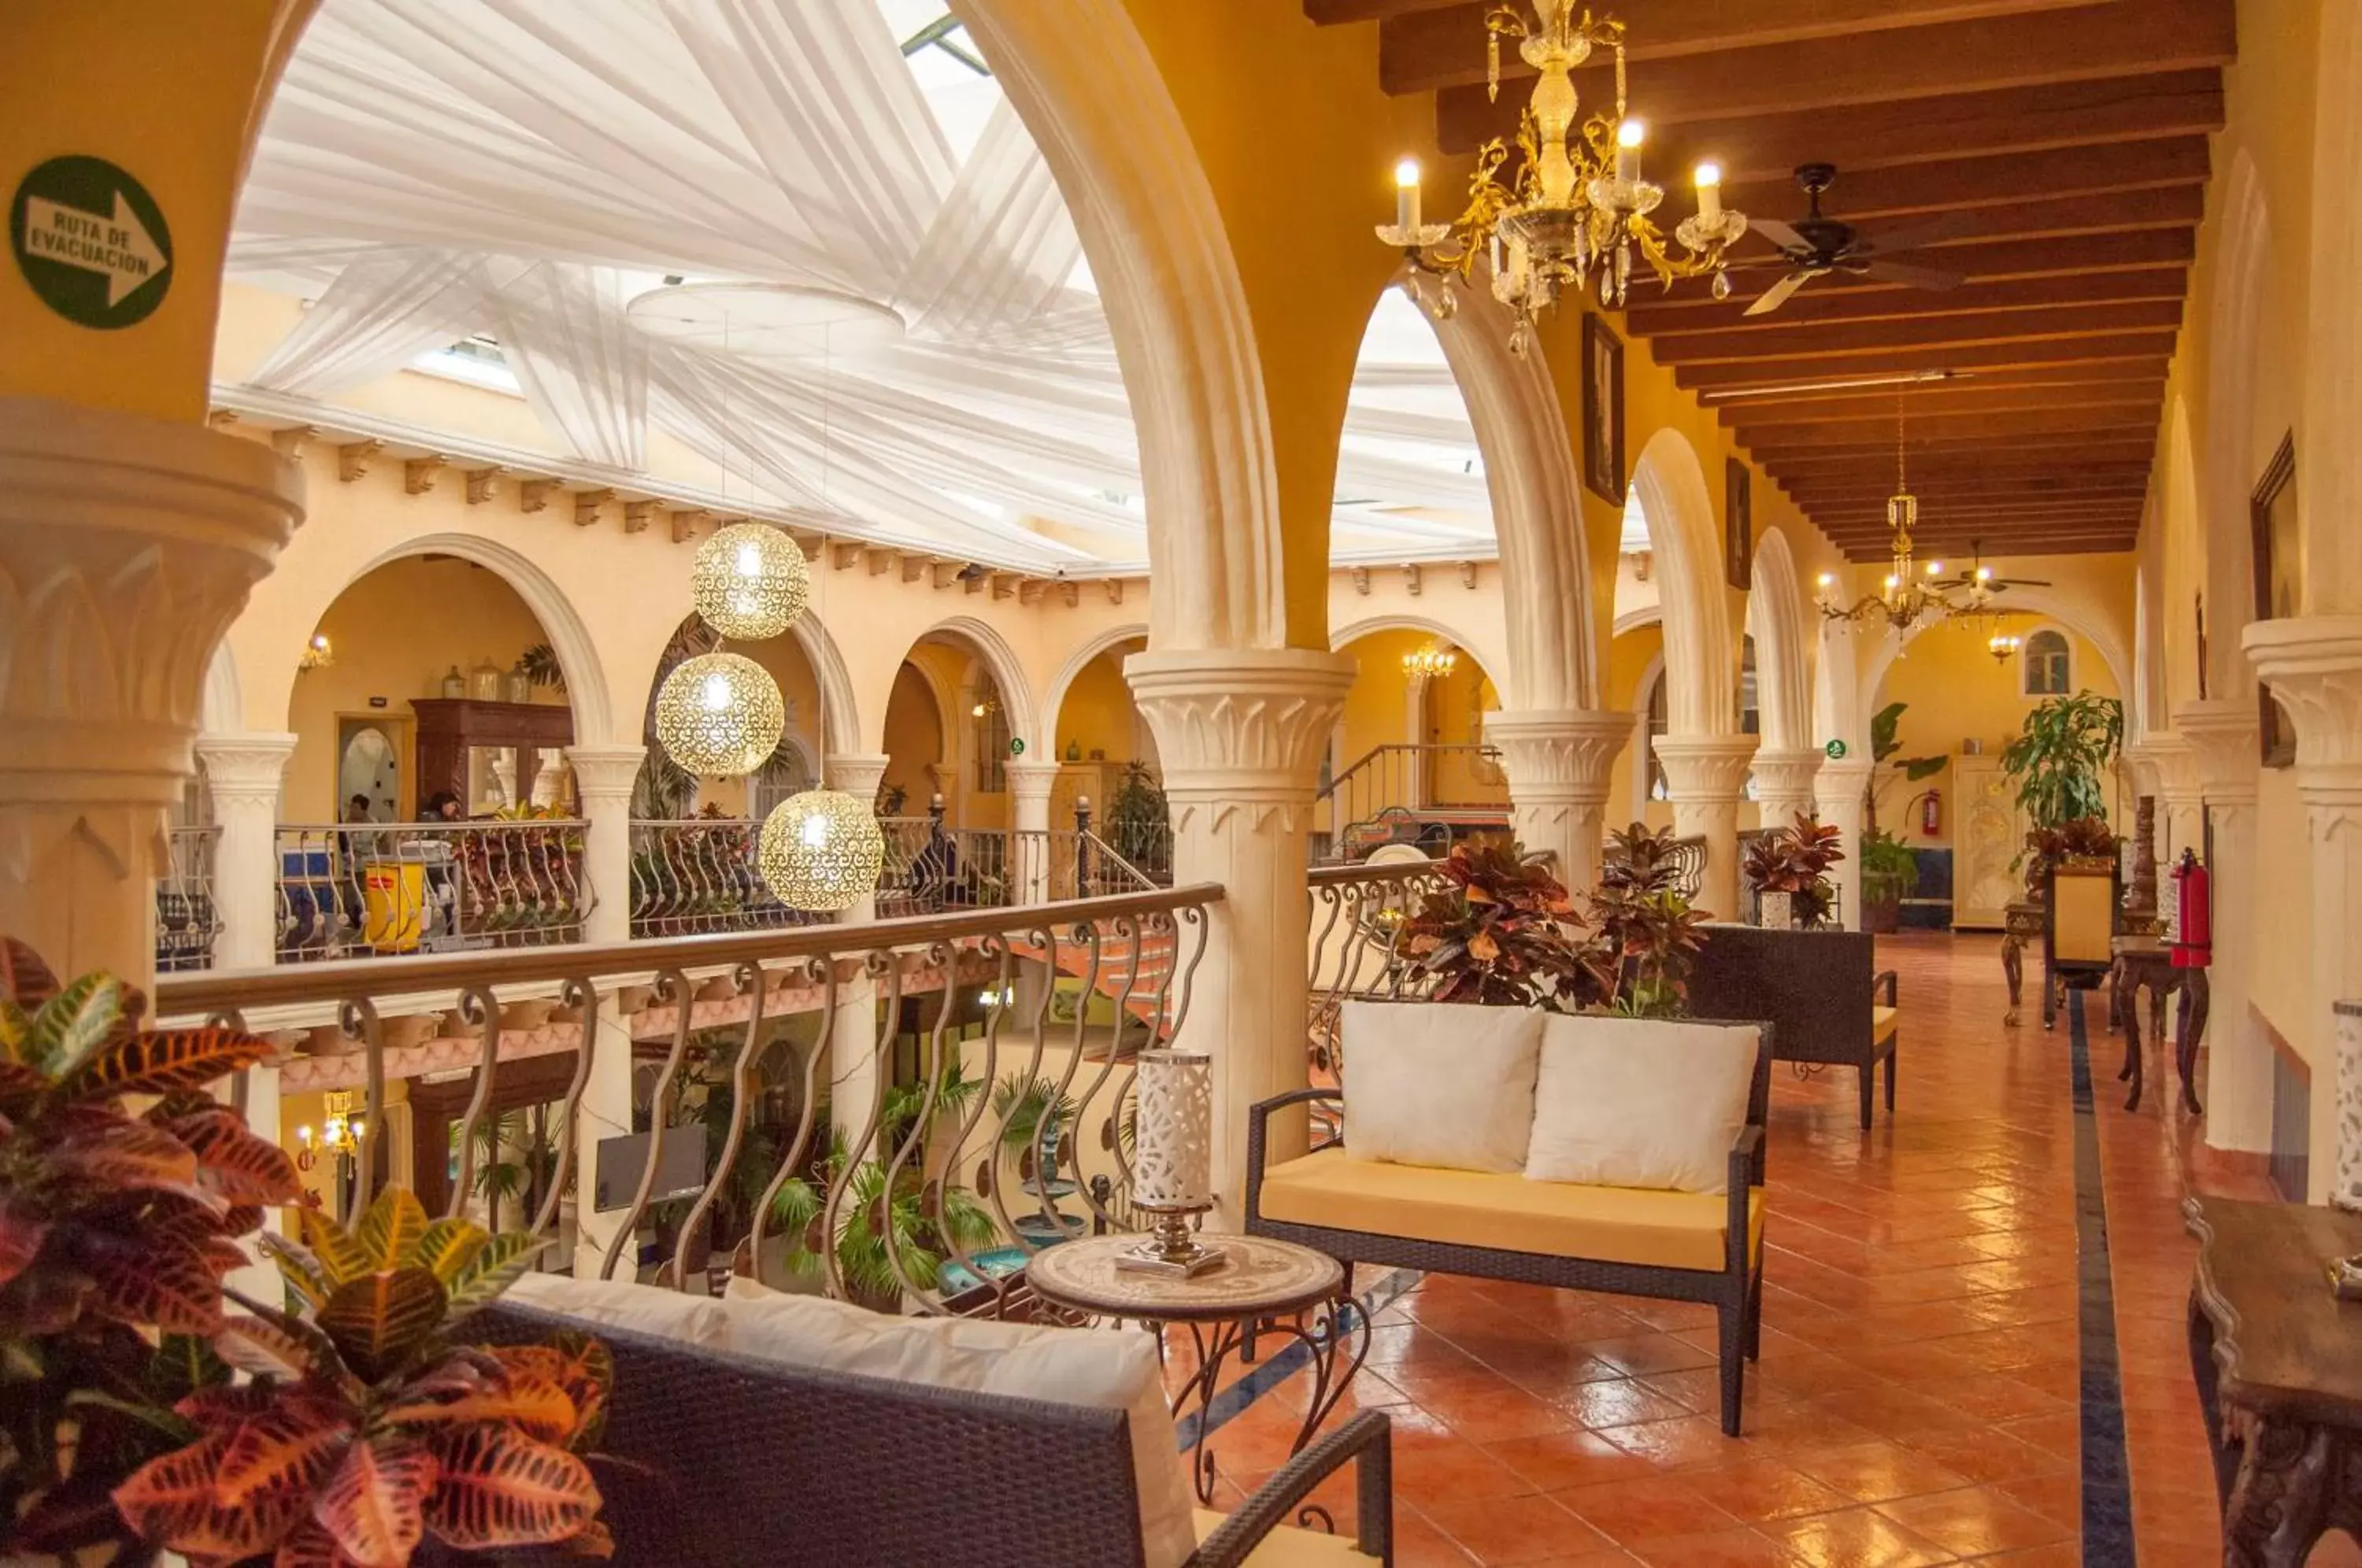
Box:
0;940;613;1566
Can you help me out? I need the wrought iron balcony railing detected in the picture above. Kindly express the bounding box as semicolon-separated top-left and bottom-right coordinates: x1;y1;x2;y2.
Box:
274;820;593;963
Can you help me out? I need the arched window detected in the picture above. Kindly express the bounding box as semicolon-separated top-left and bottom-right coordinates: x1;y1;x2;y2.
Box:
1643;638;1758;802
2022;629;2071;697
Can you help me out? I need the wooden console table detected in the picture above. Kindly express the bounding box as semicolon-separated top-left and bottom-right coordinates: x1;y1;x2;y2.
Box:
2186;1196;2362;1565
2112;932;2206;1115
2000;900;2046;1026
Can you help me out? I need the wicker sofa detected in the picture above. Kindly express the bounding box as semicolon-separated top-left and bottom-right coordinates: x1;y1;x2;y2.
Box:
1245;1012;1772;1436
476;1292;1393;1566
1686;923;1899;1130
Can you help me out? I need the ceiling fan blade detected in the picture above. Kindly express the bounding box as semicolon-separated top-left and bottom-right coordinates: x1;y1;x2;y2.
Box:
1850;209;1986;256
1742;268;1820;316
1747;216;1811;253
1997;576;2053;588
1858;257;1964;291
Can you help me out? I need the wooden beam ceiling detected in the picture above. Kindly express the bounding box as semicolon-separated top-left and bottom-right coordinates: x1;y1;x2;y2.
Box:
1307;0;2227;558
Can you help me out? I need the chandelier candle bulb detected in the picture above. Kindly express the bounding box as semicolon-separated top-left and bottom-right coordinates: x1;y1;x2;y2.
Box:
1394;158;1422;234
1694;162;1723;222
1616;119;1644;183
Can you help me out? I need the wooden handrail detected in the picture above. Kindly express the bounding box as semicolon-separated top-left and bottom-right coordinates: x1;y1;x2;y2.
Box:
154;881;1225;1015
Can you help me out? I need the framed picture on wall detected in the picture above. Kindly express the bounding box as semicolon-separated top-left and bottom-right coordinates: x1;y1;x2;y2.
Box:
2250;431;2297;767
1724;457;1753;590
1582;313;1625;505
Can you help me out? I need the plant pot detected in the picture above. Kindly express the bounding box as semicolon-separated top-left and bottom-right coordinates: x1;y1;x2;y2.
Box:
1860;890;1902;934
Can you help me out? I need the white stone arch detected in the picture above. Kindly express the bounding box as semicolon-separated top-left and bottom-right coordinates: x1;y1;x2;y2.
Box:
787;613;861;756
1329;614;1511;694
1812;615;1864;759
1627;427;1738;734
318;532;615;745
1043;621;1150;742
2199;150;2275;700
1744;527;1811;751
1859;588;2134;719
908;615;1043;756
200;641;243;735
1426;290;1597;708
956;1;1287;651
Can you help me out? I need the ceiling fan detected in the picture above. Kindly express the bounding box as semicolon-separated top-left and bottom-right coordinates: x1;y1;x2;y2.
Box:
1738;164;1971;317
1929;542;2051;597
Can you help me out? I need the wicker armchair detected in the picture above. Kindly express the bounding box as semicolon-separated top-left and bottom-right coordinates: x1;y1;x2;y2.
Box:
1686;924;1900;1130
470;1301;1394;1566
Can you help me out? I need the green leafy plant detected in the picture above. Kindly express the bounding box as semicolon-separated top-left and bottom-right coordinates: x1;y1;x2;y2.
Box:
1588;825;1710;1017
2002;690;2124;830
771;1059;995;1307
1868;701;1948;835
1858;829;1920;905
113;1188;611;1566
1402;841;1590;1007
1104;762;1173;877
0;938;305;1560
1742;812;1846;928
516;642;568;694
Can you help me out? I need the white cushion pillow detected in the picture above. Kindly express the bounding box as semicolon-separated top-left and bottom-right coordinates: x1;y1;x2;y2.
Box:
1524;1015;1760;1194
1340;999;1544;1173
720;1278;1197;1568
502;1271;732;1348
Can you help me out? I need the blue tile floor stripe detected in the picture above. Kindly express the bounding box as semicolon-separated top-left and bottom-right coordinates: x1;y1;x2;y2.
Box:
2069;989;2139;1566
1174;1266;1421;1452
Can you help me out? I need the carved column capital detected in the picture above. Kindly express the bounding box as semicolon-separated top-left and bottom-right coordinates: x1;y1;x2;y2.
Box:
2246;616;2362;807
1653;734;1760;804
1126;649;1355;833
1483;709;1630;804
564;745;646;804
1004;759;1062;804
1749;746;1824;822
823;752;892;803
2123;731;2203;806
0;400;304;978
2175;698;2262;807
194;732;298;804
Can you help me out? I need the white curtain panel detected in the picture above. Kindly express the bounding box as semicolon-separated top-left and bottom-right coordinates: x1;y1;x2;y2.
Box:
226;0;1493;570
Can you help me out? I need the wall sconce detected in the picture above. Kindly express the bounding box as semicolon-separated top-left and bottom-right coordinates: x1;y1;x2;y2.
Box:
298;631;334;671
1987;632;2022;663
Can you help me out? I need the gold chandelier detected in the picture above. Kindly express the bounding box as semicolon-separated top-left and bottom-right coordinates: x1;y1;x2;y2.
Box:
1815;404;2008;634
1377;2;1749;353
760;788;886;914
1401;644;1459;679
654;652;786;776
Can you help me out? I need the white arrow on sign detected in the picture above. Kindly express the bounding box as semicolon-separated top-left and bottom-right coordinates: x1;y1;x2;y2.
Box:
21;190;169;307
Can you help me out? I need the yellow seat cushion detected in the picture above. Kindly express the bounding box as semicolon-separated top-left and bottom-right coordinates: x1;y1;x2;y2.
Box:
1872;1004;1899;1045
1193;1510;1378;1563
1257;1149;1762;1272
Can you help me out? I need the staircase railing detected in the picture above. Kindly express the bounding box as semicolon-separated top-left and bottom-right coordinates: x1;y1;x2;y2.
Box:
1314;742;1509;861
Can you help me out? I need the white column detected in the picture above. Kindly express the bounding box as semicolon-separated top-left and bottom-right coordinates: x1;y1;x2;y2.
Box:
1814;756;1873;931
2131;731;2207;867
2246;618;2362;1199
0;400;302;984
1653;734;1760;921
1127;648;1355;1226
1750;746;1825;834
824;753;891;1137
565;746;645;947
559;746;645;1271
1006;758;1061;904
2179;698;2268;1152
1483;708;1630;892
194;732;295;969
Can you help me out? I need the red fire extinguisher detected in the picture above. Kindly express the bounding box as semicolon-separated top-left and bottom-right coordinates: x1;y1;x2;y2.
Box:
2171;847;2212;969
1920;789;1942;837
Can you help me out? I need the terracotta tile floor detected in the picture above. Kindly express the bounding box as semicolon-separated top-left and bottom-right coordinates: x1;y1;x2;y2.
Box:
1186;932;2362;1566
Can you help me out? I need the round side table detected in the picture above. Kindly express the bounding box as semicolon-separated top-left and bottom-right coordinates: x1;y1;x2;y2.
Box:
1024;1233;1371;1505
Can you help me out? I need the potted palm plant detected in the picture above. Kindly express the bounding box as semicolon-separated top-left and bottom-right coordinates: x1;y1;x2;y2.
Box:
2003;691;2124;899
1857;829;1920;934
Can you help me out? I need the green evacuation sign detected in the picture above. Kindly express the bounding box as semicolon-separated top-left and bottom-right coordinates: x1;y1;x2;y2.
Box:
1825;738;1849;760
9;155;172;329
1009;737;1027;756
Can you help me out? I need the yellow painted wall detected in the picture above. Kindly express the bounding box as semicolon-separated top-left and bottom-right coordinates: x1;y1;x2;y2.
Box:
1056;646;1140;764
697;631;824;817
283;557;564;821
0;2;300;420
1871;621;2123;851
881;664;943;815
1604;624;1668;833
1333;629;1427;775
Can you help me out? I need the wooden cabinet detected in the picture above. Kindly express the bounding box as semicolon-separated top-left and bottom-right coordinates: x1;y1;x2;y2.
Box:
411;699;575;812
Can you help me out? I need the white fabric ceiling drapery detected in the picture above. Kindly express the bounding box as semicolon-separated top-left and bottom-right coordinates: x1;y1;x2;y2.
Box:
229;0;1494;569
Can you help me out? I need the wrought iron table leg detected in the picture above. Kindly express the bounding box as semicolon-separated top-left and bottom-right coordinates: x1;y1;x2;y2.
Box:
2120;971;2145;1112
2177;970;2209;1115
1167;1292;1374;1507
